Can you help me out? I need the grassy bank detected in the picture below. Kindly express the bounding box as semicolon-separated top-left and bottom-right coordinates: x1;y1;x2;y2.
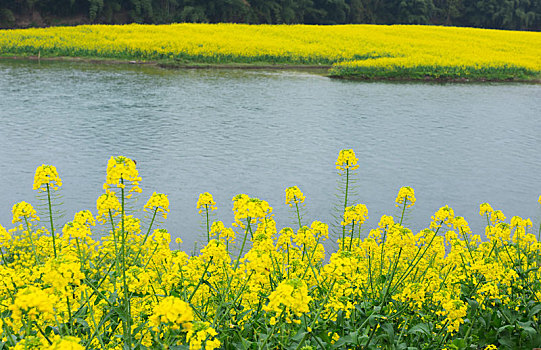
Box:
1;152;541;349
1;23;540;81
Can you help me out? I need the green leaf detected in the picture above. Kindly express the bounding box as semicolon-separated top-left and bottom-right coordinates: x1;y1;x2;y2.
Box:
333;331;359;347
381;322;395;343
528;303;541;317
408;323;431;337
497;324;514;334
291;330;307;343
451;338;466;349
498;336;517;348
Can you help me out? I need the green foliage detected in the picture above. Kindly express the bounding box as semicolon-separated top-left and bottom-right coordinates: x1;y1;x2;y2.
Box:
0;0;539;29
0;8;16;28
330;63;541;81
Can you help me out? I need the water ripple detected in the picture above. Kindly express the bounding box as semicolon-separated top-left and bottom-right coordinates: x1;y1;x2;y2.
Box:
1;60;541;249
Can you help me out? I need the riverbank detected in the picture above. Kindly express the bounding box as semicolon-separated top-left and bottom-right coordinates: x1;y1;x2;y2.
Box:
2;54;540;83
1;23;540;82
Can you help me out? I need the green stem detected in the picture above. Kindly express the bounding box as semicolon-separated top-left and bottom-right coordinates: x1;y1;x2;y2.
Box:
46;183;57;258
295;279;336;350
188;257;214;302
23;216;39;264
75;237;85;270
132;207;158;265
286;243;290;279
66;295;73;335
423;320;449;350
0;248;8;265
234;218;251;270
108;209;119;289
84;289;107;349
389;224;442;296
120;179;132;349
537;220;541;243
399;198;407;226
348;221;355;251
362;324;378;349
342;167;350;250
294;200;302;230
206;204;210;243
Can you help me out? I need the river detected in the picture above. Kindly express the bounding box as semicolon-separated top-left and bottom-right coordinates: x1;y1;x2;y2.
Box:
1;59;540;250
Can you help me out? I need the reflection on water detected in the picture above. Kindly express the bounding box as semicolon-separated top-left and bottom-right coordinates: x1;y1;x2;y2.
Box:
1;59;541;250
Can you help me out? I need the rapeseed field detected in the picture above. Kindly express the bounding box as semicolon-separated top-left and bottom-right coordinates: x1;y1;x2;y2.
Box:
1;24;540;80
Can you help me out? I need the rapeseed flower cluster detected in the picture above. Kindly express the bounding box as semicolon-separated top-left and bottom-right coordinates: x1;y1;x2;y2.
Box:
395;186;416;208
144;192;170;219
341;203;368;226
11;201;39;224
186;322;220;350
8;286;54;324
1;151;540;349
149;296;193;331
103;156;142;197
196;192;217;214
335;149;359;172
33;165;62;191
232;194;272;227
47;337;85;350
209;221;235;243
95;190;121;223
62;210;95;240
285;186;305;207
264;279;312;323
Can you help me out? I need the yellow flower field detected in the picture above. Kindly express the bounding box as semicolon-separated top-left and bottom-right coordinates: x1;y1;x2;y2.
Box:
1;152;541;349
1;23;540;79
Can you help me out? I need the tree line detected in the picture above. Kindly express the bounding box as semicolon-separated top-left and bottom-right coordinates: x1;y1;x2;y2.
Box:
1;0;540;30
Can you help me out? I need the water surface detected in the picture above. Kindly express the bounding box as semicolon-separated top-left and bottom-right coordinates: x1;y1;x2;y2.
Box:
1;60;540;250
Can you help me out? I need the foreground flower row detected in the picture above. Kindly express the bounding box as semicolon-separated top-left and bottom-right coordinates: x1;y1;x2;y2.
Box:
1;151;540;349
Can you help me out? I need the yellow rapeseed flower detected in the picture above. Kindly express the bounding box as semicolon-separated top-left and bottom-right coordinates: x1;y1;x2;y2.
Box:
46;336;85;350
62;221;92;240
479;202;494;216
341;204;368;226
96;190;121;223
395;186;416;208
13;336;45;350
264;279;312;320
335;149;359;172
232;194;272;227
9;285;54;323
430;205;454;229
0;224;11;247
12;201;39;224
441;298;467;333
186;322;220;350
285;186;305;207
104;156;142;197
490;210;506;225
144;192;170;219
196;192;217;214
378;215;395;228
209;221;235;243
310;220;329;241
2;24;539;77
33;164;62;191
149;296;193;331
42;257;84;294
